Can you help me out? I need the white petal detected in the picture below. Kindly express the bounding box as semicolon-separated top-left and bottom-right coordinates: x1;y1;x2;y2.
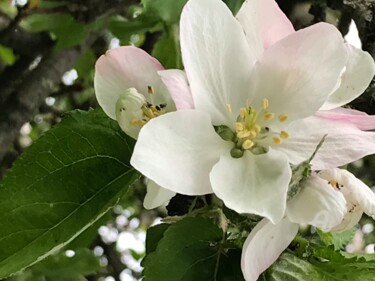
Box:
210;149;291;224
241;218;299;281
274;115;375;170
237;0;294;56
331;205;363;233
158;69;194;110
143;180;176;210
321;44;375;110
115;88;146;139
318;169;375;221
94;46;174;120
250;23;347;124
180;0;253;126
287;175;347;231
235;1;263;63
131;110;232;195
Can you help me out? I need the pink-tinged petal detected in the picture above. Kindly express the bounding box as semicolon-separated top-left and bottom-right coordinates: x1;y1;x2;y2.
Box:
143;180;175;210
180;0;253;127
274;115;375;170
237;0;294;54
94;46;174;120
317;107;375;131
321;44;375;110
287;175;346;231
210;148;291;224
250;23;347;126
158;69;194;110
241;218;298;281
131;110;232;195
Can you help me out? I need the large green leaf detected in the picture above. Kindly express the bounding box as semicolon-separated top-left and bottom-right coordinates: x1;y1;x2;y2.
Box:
143;217;244;281
0;109;137;278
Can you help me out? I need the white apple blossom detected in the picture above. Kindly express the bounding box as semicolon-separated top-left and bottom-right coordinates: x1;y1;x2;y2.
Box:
131;0;375;223
94;46;178;209
241;168;375;281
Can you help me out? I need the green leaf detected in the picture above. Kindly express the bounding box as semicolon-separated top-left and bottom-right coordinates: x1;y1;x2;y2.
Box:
20;14;89;50
145;223;170;255
142;0;188;24
0;44;16;65
267;252;375;281
223;0;245;14
0;109;137;278
108;15;160;43
317;228;356;250
31;248;100;279
143;217;244;281
152;27;182;69
267;253;328;281
0;1;17;17
74;50;96;81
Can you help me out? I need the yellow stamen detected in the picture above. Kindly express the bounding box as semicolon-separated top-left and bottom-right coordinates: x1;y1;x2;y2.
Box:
328;180;340;189
130;119;146;126
278;114;288;122
235;122;244;132
146;108;155;118
262;98;269;110
280;131;289;139
253;124;261;133
226;103;232;113
272;137;282;144
242;139;254;150
264;112;274;121
148;86;154;94
249;130;257;139
237;130;251;138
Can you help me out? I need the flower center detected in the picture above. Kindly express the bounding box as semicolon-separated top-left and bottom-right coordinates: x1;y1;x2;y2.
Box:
223;99;289;158
116;86;167;129
129;86;168;127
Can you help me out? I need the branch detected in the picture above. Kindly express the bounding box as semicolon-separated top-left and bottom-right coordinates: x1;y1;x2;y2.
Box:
0;39;91;163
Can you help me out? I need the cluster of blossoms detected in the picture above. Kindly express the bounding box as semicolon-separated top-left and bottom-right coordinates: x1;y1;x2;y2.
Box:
94;0;375;279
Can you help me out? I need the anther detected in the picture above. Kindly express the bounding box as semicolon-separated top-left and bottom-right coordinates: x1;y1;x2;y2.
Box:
280;131;289;139
264;112;274;121
262;98;269;110
253;124;261;133
226;103;232;113
242;139;254;150
148;86;154;94
249;130;257;138
235;122;244;132
278;114;288;122
272;137;282;144
146;108;155;118
237;130;251;138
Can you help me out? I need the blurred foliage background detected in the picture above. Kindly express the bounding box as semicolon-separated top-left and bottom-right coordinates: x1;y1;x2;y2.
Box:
1;0;375;280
